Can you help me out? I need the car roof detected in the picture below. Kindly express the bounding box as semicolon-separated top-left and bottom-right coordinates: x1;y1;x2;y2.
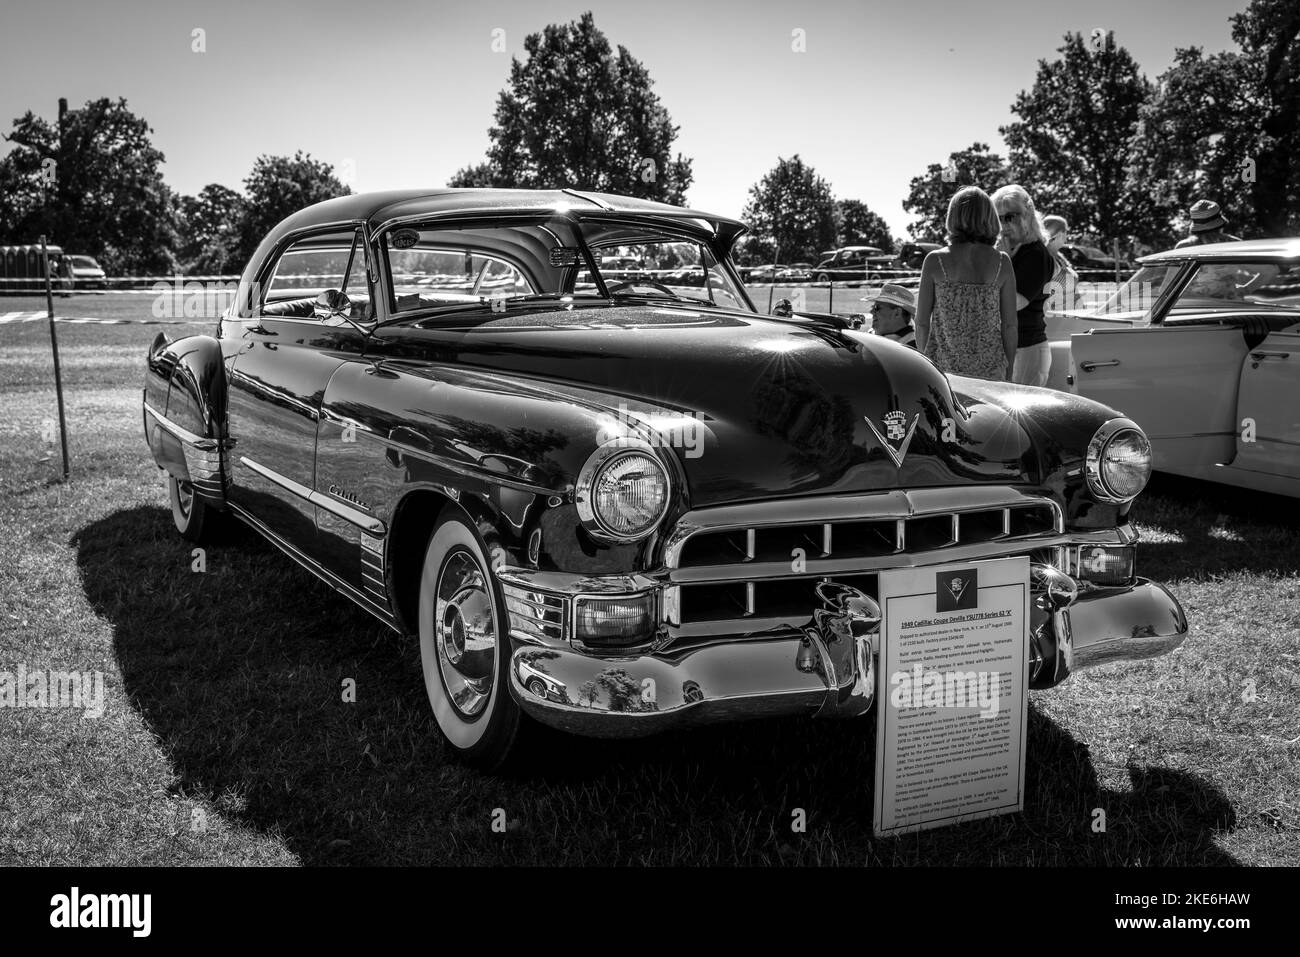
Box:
267;188;748;248
1140;237;1300;264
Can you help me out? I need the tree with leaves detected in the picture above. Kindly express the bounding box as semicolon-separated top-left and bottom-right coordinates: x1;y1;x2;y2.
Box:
1127;0;1300;242
1000;31;1154;246
834;199;894;252
0;97;181;274
449;12;693;204
179;183;245;273
232;152;350;268
740;155;837;263
902;143;1011;242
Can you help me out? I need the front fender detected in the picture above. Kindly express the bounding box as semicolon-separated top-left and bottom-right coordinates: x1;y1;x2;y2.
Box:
951;376;1128;528
316;361;691;577
143;332;230;502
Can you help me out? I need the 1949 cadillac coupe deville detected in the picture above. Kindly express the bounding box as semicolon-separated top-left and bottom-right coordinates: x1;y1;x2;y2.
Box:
143;189;1188;769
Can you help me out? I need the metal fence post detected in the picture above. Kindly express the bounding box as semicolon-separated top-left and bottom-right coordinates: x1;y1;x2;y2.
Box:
40;236;70;479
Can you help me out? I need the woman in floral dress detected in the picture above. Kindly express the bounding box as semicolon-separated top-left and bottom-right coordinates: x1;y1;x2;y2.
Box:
914;187;1018;381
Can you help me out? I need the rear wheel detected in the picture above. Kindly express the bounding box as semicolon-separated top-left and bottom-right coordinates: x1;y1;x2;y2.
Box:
417;511;521;771
167;474;220;543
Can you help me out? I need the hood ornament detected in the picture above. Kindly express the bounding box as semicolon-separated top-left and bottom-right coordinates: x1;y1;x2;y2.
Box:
865;410;919;467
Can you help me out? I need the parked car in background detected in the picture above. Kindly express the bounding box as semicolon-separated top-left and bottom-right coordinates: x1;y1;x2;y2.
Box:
66;254;107;289
1046;238;1300;498
895;242;941;271
775;262;816;282
745;263;779;283
1060;244;1128;275
143;187;1187;769
814;246;882;282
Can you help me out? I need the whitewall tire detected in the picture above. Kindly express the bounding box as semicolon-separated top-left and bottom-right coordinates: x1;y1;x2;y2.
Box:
417;511;521;771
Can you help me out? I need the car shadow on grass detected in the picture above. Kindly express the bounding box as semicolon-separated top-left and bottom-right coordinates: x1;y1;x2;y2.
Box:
76;505;1239;866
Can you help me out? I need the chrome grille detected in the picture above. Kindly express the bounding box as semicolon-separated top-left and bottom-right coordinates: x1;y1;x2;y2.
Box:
661;489;1064;643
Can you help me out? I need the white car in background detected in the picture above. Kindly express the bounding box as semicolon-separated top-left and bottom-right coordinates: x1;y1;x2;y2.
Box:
66;254;107;289
1045;238;1300;498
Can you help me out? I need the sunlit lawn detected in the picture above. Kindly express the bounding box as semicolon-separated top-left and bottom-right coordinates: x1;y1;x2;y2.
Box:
1;294;1296;865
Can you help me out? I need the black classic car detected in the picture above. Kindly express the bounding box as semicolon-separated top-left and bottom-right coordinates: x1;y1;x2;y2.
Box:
143;188;1187;769
814;245;884;282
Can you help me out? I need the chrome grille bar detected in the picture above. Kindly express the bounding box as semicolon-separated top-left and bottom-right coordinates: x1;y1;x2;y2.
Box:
661;489;1065;640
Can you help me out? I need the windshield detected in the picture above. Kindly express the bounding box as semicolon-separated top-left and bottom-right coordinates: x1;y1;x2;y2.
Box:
383;216;753;316
1091;263;1182;320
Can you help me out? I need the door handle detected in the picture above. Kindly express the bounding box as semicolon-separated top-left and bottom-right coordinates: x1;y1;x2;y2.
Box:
1079;359;1120;372
1250;351;1290;360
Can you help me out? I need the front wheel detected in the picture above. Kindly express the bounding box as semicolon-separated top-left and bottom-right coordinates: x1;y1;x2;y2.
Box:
816;273;831;283
417;511;521;771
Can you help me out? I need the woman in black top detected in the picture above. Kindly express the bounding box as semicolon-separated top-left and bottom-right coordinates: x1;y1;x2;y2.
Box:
991;185;1055;387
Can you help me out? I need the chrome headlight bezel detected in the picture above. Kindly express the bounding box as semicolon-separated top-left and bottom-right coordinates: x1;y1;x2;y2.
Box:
575;438;672;543
1085;417;1152;504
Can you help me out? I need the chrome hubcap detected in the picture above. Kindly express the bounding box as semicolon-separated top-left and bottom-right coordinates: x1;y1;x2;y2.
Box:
434;550;497;718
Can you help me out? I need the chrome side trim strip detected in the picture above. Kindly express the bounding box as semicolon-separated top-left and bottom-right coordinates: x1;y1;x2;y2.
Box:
226;502;398;632
143;401;220;451
239;455;386;535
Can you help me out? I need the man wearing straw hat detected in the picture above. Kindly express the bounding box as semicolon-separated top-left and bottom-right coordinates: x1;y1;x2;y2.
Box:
1174;199;1241;248
862;283;917;348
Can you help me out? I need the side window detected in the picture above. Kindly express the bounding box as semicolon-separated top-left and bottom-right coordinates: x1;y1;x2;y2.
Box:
256;228;371;320
388;247;533;312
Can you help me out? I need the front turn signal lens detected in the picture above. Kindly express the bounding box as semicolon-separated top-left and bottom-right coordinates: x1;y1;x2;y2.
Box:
574;593;657;648
1075;544;1135;586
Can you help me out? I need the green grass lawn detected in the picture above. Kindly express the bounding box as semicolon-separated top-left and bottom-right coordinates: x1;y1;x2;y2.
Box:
1;294;1297;866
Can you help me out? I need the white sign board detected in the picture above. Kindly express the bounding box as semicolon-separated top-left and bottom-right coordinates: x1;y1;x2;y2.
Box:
873;556;1030;836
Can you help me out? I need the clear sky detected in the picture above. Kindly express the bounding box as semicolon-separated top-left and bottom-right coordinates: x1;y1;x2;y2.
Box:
0;0;1243;238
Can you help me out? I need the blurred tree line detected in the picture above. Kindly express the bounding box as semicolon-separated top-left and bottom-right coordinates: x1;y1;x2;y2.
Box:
0;1;1292;274
0;98;350;275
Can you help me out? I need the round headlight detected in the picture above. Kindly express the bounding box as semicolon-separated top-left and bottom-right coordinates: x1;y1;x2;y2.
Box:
1086;419;1151;504
576;443;671;542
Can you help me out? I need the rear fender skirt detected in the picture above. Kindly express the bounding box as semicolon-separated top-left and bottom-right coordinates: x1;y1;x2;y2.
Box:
143;334;231;503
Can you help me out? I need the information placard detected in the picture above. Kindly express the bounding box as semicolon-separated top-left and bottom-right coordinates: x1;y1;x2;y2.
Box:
873;556;1030;836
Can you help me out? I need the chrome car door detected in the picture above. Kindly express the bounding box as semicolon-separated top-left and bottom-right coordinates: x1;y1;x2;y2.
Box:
1232;323;1300;478
1070;323;1251;469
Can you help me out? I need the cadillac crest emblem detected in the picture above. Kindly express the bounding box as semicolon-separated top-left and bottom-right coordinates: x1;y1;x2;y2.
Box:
865;409;920;467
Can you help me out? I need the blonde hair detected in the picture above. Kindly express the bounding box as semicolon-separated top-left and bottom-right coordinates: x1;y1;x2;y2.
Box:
945;186;1000;246
991;184;1049;245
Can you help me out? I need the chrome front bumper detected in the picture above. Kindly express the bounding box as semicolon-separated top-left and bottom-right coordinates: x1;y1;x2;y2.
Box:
504;573;1188;738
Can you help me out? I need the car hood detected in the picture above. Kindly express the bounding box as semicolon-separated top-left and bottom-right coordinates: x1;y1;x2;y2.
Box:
380;303;1038;506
